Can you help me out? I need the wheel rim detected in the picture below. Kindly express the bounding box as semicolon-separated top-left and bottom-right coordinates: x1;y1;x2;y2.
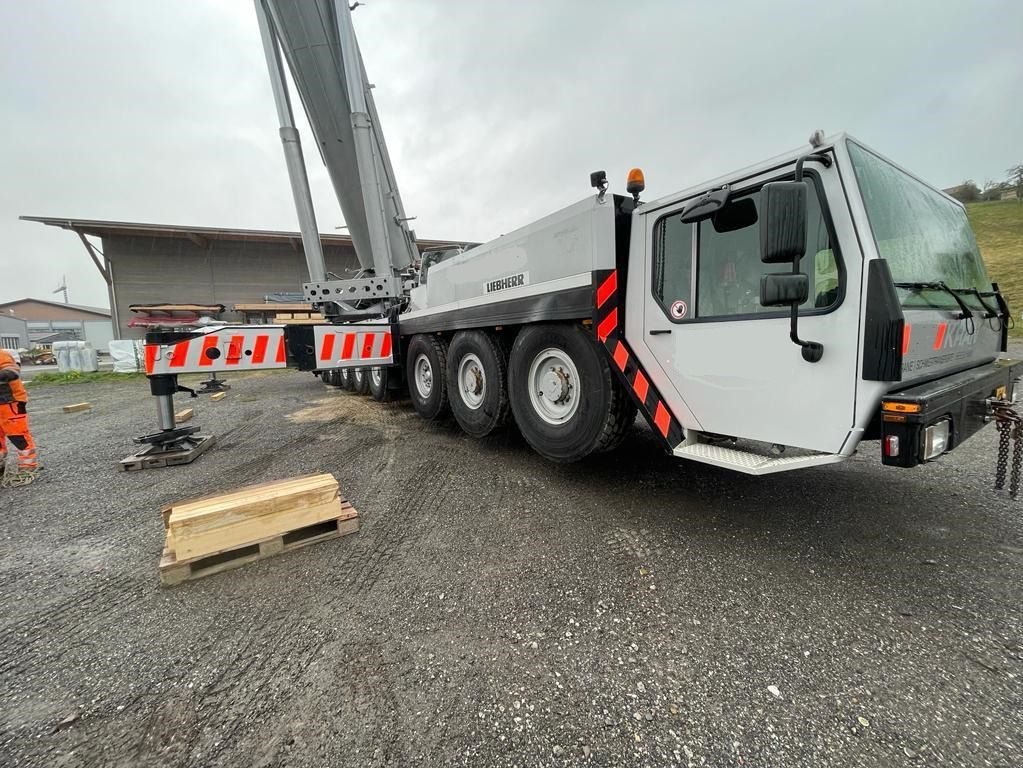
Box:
371;367;383;387
457;352;486;410
353;368;364;386
527;347;580;425
414;353;433;399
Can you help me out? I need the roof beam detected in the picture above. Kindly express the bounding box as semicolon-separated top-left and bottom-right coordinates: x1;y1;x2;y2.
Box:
76;232;111;285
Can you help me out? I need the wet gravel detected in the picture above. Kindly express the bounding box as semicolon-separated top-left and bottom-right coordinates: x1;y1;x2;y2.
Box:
1;360;1021;766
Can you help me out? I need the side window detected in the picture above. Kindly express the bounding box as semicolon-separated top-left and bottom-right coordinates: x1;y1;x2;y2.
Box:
695;180;839;318
652;216;694;320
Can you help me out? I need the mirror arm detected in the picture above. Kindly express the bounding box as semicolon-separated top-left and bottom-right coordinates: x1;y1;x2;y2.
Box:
794;152;832;182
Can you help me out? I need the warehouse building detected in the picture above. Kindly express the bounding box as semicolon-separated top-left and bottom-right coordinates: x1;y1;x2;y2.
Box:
0;298;112;351
0;313;30;351
21;217;469;339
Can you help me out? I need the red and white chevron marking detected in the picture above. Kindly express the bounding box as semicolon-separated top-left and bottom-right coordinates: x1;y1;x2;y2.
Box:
145;327;289;375
313;324;394;368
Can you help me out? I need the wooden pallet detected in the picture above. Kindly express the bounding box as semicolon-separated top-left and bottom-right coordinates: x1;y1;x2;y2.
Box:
120;435;216;471
159;504;359;586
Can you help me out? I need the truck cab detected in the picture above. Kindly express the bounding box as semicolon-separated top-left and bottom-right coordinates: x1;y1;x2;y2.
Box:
626;133;1019;473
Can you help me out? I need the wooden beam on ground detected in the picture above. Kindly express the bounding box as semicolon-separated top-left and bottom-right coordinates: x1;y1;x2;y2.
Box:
174;408;194;424
162;473;354;562
209;392;227;402
62;402;92;413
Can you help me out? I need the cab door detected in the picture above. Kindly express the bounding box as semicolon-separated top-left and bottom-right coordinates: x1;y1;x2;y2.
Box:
629;161;862;454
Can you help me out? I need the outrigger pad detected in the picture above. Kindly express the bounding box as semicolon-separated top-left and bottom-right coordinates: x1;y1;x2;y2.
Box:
120;434;216;472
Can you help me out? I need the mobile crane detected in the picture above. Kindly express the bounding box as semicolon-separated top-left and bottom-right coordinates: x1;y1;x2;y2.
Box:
133;0;1022;487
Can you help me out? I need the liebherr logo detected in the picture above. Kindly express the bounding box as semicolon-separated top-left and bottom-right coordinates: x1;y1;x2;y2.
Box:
484;272;529;294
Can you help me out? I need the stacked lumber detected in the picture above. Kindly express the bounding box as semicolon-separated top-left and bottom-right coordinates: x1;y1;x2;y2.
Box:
274;310;325;325
159;473;358;585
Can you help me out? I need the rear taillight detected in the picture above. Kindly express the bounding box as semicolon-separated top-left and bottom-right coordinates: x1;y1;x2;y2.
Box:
883;435;900;457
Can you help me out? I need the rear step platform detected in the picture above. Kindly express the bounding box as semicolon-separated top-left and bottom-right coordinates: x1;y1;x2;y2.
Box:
674;442;845;475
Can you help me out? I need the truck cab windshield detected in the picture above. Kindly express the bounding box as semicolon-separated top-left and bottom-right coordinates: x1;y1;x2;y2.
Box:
847;140;994;313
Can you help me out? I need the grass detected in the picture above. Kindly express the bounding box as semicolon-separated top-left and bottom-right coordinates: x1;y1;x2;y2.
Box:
27;371;145;386
967;199;1023;334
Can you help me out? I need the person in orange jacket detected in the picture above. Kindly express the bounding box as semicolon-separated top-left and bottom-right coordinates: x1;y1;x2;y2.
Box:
0;350;39;486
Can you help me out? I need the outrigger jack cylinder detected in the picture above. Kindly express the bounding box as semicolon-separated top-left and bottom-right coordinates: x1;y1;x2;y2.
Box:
119;374;216;472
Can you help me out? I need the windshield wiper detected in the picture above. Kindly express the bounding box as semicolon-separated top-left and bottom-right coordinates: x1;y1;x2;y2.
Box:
894;281;975;321
950;287;999;319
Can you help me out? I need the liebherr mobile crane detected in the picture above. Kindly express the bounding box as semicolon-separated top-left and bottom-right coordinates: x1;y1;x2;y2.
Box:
135;0;1022;484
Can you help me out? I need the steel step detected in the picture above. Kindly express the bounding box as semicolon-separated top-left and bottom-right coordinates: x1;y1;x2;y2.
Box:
673;442;845;475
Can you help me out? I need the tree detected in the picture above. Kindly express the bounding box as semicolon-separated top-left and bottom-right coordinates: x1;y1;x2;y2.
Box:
948;180;981;203
1007;164;1023;201
982;179;1007;202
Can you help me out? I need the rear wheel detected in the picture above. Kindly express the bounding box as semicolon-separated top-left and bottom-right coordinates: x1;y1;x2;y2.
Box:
352;367;370;395
508;324;627;462
446;330;510;437
326;369;341;388
406;334;450;420
339;367;355;391
369;366;397;402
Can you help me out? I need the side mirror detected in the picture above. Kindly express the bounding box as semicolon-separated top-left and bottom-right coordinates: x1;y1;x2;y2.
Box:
760;273;809;307
760;181;808;263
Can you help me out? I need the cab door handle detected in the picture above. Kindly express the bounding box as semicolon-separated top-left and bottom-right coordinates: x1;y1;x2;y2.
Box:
649;329;672;335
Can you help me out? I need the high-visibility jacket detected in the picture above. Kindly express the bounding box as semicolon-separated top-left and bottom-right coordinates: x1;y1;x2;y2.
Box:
0;350;27;404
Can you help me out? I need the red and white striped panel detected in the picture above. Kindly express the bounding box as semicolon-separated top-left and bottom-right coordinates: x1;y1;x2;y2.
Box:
313;324;395;369
145;327;289;375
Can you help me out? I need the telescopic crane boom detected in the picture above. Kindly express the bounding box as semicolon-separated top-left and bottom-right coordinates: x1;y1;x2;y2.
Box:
254;0;419;318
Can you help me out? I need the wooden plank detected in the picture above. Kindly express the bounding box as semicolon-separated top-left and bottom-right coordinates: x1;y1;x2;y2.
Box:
275;317;326;325
160;514;360;586
174;408;194;424
233;303;314;312
62;402;92;413
171;478;339;525
209;392;227;402
166;473;350;560
168;473;338;521
275;312;294;319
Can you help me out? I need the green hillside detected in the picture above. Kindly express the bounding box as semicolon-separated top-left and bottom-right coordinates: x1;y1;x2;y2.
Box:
967;199;1023;333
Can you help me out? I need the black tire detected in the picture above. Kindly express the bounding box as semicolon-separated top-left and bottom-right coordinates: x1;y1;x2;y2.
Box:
406;334;450;420
339;367;355;391
446;330;510;438
369;366;397;402
324;369;339;388
352;367;370;395
508;324;627;462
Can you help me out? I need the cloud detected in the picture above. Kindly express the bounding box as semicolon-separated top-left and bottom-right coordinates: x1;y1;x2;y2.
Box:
2;0;1020;308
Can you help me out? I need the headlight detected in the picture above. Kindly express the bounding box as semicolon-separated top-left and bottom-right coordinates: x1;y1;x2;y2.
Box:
922;420;950;461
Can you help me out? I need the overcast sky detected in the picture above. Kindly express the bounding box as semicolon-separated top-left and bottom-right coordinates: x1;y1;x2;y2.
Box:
1;0;1021;309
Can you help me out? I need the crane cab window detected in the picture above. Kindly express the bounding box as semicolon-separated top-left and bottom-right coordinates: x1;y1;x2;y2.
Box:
652;175;841;322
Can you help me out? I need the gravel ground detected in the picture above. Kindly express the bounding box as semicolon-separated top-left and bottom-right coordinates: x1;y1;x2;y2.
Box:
1;356;1022;767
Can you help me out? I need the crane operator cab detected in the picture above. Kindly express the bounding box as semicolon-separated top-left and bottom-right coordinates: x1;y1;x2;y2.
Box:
630;133;1020;476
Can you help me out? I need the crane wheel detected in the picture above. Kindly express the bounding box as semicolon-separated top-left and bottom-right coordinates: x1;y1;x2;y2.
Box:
446;330;510;438
339;367;355;391
508;323;623;462
406;334;450;420
352;367;370;395
369;366;397;402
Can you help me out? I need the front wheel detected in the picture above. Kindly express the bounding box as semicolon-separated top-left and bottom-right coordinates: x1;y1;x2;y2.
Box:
508;324;627;462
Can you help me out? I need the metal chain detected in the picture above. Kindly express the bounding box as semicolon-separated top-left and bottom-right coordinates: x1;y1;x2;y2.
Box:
991;398;1022;498
1012;420;1023;499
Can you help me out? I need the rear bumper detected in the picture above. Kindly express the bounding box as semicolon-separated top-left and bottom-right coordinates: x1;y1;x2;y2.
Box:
879;358;1023;468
